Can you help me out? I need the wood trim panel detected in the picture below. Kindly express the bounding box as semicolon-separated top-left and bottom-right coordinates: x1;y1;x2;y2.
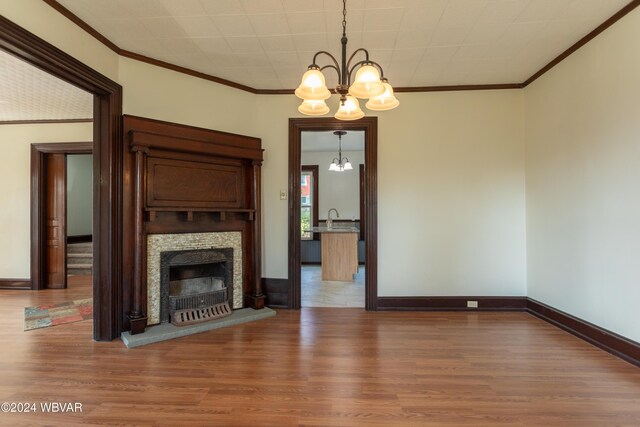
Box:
527;298;640;367
377;296;528;311
119;50;257;94
2;15;124;341
262;278;289;308
0;279;31;290
289;117;377;310
41;0;120;53
0;118;93;125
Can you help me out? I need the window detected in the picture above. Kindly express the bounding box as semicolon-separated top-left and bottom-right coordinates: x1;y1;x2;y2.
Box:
301;166;318;240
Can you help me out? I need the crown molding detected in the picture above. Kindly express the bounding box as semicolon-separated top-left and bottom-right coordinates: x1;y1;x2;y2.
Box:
41;0;640;94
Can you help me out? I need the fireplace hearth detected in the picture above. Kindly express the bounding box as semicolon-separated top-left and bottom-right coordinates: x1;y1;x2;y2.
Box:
160;247;234;326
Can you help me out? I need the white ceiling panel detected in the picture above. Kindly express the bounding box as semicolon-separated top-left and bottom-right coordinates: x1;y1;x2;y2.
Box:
0;50;92;121
47;0;630;90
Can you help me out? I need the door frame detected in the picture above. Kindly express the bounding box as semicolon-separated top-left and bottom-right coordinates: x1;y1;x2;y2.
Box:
288;117;378;310
31;142;92;290
1;16;123;341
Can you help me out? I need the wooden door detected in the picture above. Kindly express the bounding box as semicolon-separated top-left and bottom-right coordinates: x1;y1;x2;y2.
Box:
45;153;67;288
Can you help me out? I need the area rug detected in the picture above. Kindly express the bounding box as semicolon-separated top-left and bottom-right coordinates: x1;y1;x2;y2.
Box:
24;298;92;331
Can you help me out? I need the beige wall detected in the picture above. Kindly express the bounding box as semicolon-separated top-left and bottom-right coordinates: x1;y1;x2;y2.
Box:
257;92;528;297
0;122;93;277
524;9;640;342
119;57;258;136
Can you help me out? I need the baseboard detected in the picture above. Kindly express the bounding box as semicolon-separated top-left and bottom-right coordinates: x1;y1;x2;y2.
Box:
262;278;289;308
67;234;92;244
526;298;640;367
0;278;31;290
377;296;527;311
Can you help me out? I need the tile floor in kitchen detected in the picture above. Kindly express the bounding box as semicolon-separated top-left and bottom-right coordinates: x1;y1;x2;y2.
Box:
301;265;365;307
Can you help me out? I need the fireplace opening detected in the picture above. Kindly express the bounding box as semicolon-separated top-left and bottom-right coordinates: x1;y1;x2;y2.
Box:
160;248;234;326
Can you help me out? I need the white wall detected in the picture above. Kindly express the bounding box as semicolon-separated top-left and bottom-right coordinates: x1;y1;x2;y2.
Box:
67;154;93;236
524;9;640;342
301;149;365;220
0;122;93;278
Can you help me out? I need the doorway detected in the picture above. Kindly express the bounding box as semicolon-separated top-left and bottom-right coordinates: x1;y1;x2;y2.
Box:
31;142;92;290
288;117;378;310
300;130;365;307
1;16;123;340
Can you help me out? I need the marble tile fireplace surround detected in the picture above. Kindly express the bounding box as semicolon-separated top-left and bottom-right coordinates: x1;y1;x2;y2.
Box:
147;232;243;325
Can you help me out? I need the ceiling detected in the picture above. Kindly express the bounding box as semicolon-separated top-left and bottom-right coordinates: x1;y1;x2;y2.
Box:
0;0;632;121
302;130;365;152
0;49;93;121
55;0;630;90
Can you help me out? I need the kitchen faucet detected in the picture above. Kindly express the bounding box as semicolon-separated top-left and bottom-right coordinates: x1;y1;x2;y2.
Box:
327;208;340;229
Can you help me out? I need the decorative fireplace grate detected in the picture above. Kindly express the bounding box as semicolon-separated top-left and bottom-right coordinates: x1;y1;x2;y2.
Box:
169;276;232;326
172;302;232;326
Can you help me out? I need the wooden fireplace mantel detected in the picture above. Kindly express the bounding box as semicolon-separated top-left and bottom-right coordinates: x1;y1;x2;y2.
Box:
122;115;265;334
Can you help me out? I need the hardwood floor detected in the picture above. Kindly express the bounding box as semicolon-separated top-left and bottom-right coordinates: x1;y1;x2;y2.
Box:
1;279;639;426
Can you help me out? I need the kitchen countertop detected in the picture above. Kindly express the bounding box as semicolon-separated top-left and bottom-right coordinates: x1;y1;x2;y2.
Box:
306;226;359;233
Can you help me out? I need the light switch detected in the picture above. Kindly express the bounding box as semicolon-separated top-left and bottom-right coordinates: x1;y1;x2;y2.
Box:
279;190;287;200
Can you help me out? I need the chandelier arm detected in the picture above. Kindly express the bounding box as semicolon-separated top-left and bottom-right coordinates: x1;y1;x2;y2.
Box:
312;51;341;71
346;48;370;70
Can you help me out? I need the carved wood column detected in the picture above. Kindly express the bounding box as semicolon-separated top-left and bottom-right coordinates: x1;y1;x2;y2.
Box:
248;159;265;309
129;145;149;334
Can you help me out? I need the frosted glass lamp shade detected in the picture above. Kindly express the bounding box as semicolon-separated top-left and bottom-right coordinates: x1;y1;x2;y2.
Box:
348;65;385;99
365;81;399;111
298;99;330;116
334;96;364;121
295;69;331;100
343;161;353;170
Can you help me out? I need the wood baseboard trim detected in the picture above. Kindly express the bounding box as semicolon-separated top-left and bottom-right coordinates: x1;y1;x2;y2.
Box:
526;298;640;367
262;278;289;308
67;234;93;244
0;278;31;290
376;296;527;311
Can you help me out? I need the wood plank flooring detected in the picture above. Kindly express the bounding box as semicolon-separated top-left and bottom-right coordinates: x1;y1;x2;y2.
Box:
1;278;639;426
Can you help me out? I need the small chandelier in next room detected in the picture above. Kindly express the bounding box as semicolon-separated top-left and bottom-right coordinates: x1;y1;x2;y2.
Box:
329;131;352;171
295;0;400;121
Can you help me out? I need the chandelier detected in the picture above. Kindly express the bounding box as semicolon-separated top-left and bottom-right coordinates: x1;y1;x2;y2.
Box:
329;131;352;171
295;0;400;121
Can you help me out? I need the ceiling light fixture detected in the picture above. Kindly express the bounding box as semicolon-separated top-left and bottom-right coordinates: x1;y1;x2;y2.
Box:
329;130;352;171
295;0;399;121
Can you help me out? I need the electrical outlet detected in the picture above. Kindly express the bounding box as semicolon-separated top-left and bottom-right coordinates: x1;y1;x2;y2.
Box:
279;190;287;200
467;300;478;308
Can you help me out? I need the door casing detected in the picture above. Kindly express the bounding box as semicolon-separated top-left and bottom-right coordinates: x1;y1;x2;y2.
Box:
288;117;378;310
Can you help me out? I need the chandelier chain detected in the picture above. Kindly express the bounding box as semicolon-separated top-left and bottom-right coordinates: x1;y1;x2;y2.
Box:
342;0;347;36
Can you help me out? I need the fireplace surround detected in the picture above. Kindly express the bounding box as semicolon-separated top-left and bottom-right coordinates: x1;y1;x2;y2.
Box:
122;115;264;335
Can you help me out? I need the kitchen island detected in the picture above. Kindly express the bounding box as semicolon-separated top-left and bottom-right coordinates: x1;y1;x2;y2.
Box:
308;226;359;281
